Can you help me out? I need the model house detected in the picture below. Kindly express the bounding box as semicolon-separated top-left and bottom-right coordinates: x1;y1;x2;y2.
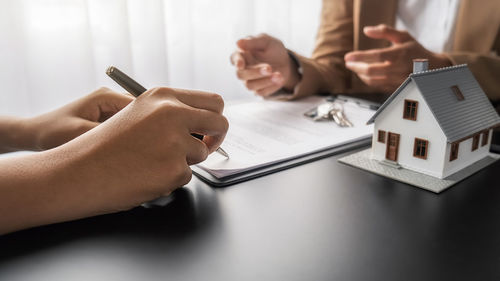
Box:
367;59;500;179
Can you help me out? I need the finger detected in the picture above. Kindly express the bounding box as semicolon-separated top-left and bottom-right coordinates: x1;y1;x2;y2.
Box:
245;75;277;91
177;105;229;153
149;87;225;114
79;88;132;120
230;52;246;69
184;134;210;165
363;24;412;44
236;34;270;51
181;108;229;153
252;72;284;97
345;61;391;76
236;63;272;80
164;163;192;192
89;88;134;120
357;73;390;88
203;134;227;154
101;93;134;113
239;51;257;66
344;48;395;63
99;94;135;122
256;83;283;97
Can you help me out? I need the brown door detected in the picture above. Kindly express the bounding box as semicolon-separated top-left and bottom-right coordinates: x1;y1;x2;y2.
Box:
386;132;400;162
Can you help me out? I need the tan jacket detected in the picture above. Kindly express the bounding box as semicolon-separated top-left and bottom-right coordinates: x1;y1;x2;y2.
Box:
287;0;500;102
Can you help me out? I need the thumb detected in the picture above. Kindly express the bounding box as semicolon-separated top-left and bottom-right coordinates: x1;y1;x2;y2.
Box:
363;24;413;44
106;91;135;112
94;90;134;116
237;34;271;52
89;88;134;122
98;92;134;122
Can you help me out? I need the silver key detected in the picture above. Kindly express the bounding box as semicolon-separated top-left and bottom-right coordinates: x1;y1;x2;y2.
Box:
333;107;353;127
304;101;354;127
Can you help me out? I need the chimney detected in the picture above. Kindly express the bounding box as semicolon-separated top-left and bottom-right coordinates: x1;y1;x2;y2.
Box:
413;58;428;73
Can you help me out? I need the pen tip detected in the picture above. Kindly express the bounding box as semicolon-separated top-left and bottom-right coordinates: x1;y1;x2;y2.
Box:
217;147;230;158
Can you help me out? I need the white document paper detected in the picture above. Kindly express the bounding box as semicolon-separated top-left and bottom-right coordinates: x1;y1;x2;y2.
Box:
196;96;375;178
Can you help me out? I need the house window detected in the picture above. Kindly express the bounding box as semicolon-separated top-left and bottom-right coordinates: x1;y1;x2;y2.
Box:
482;130;489;146
451;85;465;101
472;134;480;151
378;130;386;143
413;138;429;159
450;142;459;161
403;99;418;121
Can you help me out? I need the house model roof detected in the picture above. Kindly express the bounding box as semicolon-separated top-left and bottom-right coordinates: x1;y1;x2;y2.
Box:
367;64;500;143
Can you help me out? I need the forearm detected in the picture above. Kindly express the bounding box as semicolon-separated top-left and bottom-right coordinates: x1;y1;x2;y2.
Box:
0;139;147;235
0;147;94;234
0;116;35;154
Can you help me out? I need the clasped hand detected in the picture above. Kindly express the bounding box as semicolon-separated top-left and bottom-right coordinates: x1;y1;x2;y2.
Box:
231;24;451;95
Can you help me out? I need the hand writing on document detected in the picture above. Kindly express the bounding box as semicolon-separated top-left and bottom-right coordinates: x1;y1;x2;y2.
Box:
63;87;229;204
344;24;452;93
231;34;301;97
0;87;228;234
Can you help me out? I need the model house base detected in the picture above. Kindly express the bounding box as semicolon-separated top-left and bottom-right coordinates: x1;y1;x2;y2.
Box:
339;148;499;193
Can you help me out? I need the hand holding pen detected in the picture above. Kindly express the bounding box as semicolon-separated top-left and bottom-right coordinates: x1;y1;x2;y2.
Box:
0;84;229;233
106;66;229;158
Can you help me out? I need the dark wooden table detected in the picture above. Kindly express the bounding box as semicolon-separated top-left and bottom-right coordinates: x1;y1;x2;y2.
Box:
1;146;500;281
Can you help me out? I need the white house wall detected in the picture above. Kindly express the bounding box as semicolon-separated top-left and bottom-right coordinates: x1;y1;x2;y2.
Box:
442;129;493;178
371;81;448;178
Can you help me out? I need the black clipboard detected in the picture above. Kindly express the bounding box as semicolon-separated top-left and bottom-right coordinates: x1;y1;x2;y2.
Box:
192;138;371;187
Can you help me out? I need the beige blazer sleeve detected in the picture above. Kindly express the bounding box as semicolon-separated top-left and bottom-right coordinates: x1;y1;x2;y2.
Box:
279;0;500;103
447;51;500;101
445;0;500;101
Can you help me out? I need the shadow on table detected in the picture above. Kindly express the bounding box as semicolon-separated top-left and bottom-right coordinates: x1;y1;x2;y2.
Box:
0;183;221;262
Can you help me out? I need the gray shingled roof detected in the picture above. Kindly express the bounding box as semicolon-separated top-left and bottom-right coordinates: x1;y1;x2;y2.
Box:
367;64;500;143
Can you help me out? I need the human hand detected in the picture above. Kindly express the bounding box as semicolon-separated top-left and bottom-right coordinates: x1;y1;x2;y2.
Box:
58;87;228;208
230;34;301;97
0;88;228;233
24;87;134;151
344;24;452;93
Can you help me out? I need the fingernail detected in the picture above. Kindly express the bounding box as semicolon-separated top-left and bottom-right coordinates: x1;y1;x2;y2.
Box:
260;67;271;75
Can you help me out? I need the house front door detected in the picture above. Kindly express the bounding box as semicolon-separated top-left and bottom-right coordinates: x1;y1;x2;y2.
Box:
386;132;400;162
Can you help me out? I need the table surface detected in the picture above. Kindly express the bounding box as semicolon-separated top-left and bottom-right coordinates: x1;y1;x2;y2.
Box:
1;146;500;281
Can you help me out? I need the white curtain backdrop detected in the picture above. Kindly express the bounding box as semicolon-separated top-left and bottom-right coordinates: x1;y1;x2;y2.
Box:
0;0;321;117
